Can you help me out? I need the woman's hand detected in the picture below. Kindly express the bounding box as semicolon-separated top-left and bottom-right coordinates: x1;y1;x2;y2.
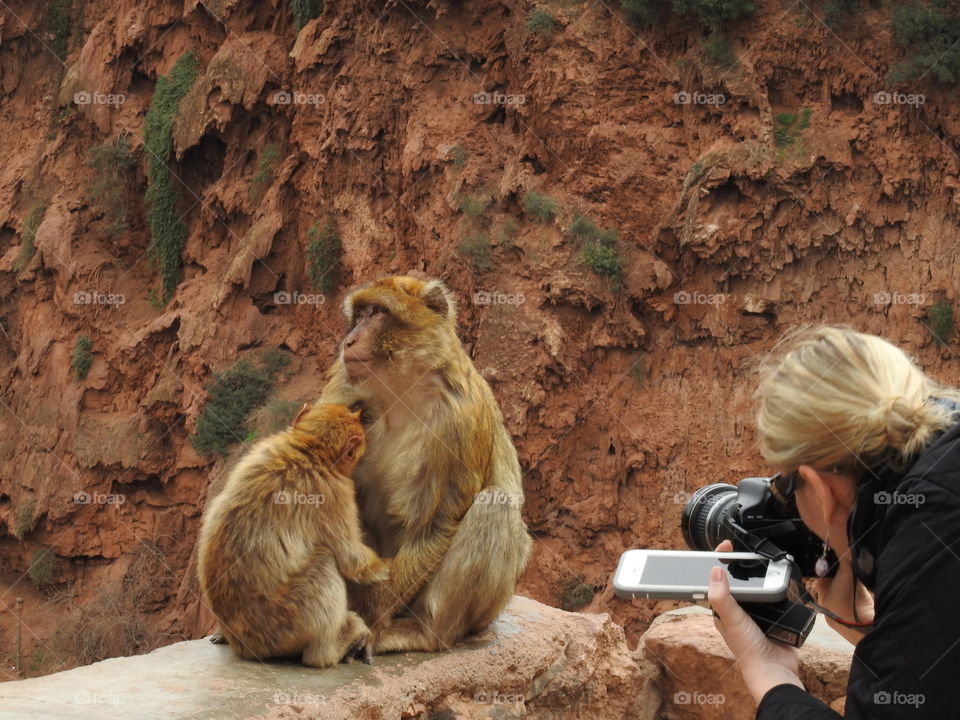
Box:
810;556;874;645
708;540;804;704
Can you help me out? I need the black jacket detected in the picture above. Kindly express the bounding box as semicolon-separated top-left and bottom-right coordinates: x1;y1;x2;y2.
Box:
756;419;960;719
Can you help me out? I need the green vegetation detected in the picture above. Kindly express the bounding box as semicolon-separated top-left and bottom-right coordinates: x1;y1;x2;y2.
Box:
85;135;136;239
292;0;323;31
703;32;736;67
928;300;955;346
306;219;341;294
526;9;556;36
560;575;594;611
28;548;57;587
449;145;467;170
249;144;281;201
192;350;292;457
15;204;45;272
524;191;557;223
456;192;492;219
144;51;199;305
72;334;93;381
672;0;756;30
568;213;624;290
774;108;812;148
629;357;646;385
43;0;73;61
14;499;36;540
496;217;519;248
890;1;960;84
457;232;494;272
823;0;861;30
620;0;664;24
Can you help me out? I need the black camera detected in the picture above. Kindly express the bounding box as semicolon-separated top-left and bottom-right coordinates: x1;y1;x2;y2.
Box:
681;476;837;578
680;475;835;647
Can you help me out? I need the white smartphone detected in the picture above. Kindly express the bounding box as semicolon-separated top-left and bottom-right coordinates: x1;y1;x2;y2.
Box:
612;549;791;602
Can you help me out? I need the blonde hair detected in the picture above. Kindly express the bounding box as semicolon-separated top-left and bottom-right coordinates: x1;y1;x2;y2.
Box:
755;325;960;476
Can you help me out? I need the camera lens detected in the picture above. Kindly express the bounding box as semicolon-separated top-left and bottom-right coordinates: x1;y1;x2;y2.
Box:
681;483;739;551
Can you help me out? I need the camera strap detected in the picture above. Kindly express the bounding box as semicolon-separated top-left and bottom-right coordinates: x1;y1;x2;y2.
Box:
726;518;874;631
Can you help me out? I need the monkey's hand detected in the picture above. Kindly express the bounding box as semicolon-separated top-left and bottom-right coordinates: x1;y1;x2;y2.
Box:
352;556;392;585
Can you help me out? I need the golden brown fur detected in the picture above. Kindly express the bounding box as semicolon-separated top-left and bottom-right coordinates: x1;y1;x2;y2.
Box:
196;403;389;667
318;275;532;653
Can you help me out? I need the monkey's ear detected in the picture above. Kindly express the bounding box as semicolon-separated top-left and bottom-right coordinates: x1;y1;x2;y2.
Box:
293;403;311;426
419;280;457;323
342;434;363;459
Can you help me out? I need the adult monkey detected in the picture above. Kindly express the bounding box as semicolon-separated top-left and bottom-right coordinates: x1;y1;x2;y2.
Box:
317;275;532;652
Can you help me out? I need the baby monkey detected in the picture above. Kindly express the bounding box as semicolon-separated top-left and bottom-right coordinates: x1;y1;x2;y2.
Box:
197;403;389;667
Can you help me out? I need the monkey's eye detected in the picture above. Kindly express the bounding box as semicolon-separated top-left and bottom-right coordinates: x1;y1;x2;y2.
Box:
368;305;384;317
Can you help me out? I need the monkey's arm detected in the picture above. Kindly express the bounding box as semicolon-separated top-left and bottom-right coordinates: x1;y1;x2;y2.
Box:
324;484;391;585
355;518;460;627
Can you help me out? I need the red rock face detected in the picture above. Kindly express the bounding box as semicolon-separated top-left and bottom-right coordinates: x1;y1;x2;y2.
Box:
0;0;957;677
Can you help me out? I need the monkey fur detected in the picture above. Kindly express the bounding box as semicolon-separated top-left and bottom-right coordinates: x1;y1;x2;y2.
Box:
317;275;532;653
197;403;389;667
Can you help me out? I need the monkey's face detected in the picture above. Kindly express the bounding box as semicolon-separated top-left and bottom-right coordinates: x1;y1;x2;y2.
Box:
339;276;458;384
341;304;389;381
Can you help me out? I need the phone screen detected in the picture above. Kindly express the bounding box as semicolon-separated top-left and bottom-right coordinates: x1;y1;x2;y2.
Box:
640;555;770;589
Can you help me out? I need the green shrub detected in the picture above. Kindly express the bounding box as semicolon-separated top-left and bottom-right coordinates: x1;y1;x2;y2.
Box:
449;145;467;170
245;396;303;441
72;334;93;380
496;217;519;247
928;301;955;346
524;191;557;223
629;357;646;385
620;0;665;24
456;192;491;219
526;9;556;36
249;144;281;201
672;0;756;30
192;350;291;457
822;0;860;30
582;241;623;289
890;2;960;84
306;220;341;294
292;0;323;31
144;51;199;304
43;0;72;61
14;499;36;540
15;204;45;272
85;136;136;239
568;214;617;245
703;32;736;66
28;549;57;587
559;575;594;611
458;233;494;272
774;107;812;148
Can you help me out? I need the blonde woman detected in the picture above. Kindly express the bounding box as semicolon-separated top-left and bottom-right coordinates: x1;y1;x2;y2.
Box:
709;326;960;719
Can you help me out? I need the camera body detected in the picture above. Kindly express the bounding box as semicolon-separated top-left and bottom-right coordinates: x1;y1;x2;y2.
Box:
681;477;837;578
